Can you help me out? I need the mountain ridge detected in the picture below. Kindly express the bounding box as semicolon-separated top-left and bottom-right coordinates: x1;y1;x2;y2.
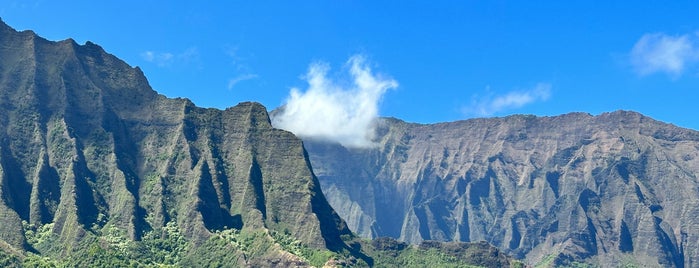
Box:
304;108;699;267
0;18;354;265
387;109;693;132
0;18;521;267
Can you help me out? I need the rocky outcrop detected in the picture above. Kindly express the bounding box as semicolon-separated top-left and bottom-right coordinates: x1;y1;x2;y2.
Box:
0;18;350;258
305;112;699;267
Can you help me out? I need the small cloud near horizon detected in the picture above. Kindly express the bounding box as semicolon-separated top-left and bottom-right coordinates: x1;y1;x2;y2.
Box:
630;32;699;77
463;83;552;117
227;74;258;89
271;55;398;148
225;47;258;90
140;47;200;67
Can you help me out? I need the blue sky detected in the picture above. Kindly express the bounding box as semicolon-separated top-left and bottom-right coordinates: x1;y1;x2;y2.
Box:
2;1;699;134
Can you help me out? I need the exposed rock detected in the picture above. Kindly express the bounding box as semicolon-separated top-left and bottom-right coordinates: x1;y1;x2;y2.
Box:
305;112;699;267
0;18;351;261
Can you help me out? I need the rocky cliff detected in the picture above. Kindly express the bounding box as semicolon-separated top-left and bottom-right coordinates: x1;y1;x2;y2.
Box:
0;19;523;268
304;112;699;267
0;19;354;266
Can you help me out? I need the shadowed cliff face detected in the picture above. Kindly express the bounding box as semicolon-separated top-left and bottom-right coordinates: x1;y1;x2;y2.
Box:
0;19;350;256
305;112;699;267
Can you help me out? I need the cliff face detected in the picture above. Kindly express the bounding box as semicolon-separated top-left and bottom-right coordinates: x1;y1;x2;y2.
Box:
305;112;699;267
0;19;350;260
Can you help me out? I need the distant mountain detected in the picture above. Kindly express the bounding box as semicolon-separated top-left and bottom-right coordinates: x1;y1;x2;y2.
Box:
304;111;699;267
0;19;519;267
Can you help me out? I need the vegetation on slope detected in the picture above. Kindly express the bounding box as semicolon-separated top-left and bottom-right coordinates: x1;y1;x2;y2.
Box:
0;221;521;267
360;237;523;268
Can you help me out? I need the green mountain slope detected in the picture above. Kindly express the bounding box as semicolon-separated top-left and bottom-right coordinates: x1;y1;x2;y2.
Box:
0;19;519;267
0;18;355;266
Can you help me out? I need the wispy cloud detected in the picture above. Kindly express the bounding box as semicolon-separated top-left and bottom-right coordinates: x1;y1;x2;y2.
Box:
463;83;551;117
225;46;258;90
225;47;246;69
630;32;699;77
140;47;200;67
140;51;174;66
227;74;258;89
271;55;398;148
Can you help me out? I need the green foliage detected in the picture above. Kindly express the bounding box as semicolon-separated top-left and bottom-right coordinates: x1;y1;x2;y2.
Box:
180;227;339;267
371;237;408;252
141;173;161;195
103;225;130;253
535;253;557;268
62;242;136;267
22;222;62;255
371;246;480;267
510;260;526;268
302;248;335;268
20;221;189;267
134;221;190;265
23;221;52;246
269;229;335;267
355;237;523;268
354;238;478;268
615;254;644;268
0;249;21;268
535;253;601;268
17;219;517;267
179;234;241;267
214;228;273;260
21;254;58;268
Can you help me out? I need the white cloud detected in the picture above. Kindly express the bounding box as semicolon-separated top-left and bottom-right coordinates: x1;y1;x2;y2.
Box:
271;55;398;148
464;83;551;116
227;74;258;89
225;47;258;90
140;51;174;66
140;47;199;67
630;32;699;77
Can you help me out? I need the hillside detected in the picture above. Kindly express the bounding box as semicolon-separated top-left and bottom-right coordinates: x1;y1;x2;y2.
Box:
0;19;522;267
304;112;699;267
0;18;357;266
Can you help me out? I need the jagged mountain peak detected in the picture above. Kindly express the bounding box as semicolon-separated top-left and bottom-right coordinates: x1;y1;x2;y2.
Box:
0;17;27;34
